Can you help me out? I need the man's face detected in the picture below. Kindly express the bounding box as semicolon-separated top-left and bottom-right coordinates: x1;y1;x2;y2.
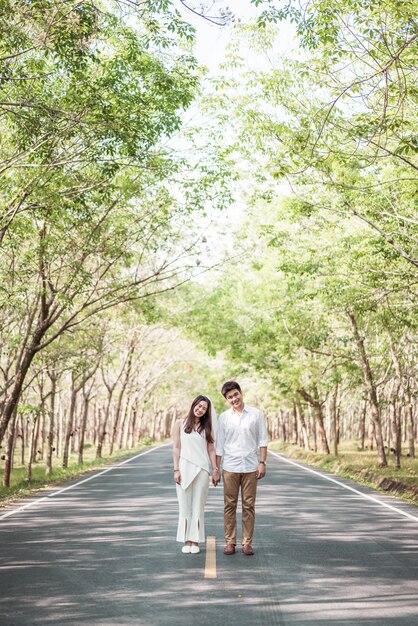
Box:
225;388;244;411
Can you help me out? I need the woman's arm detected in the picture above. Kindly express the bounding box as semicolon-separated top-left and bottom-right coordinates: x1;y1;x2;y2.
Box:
207;441;220;485
214;414;224;483
172;419;182;485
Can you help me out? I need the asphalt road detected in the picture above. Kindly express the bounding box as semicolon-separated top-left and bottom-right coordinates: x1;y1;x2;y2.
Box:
0;444;417;626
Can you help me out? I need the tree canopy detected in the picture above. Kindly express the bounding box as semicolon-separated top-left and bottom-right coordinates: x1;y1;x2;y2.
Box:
1;0;417;482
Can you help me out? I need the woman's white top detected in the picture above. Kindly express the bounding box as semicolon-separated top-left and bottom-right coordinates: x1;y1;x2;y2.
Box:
179;423;210;490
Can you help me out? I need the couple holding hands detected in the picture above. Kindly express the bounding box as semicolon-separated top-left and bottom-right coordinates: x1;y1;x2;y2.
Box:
172;380;268;556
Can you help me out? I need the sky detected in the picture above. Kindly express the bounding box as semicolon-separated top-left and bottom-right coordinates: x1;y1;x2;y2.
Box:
189;1;260;68
178;1;297;70
172;1;298;268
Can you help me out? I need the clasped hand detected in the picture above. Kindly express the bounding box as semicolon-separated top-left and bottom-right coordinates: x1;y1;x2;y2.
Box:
212;471;220;486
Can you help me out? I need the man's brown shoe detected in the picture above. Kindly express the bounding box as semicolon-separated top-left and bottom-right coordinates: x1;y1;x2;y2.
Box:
223;544;236;555
242;544;254;556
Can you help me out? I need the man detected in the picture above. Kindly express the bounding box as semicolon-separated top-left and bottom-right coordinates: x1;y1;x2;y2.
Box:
215;380;268;556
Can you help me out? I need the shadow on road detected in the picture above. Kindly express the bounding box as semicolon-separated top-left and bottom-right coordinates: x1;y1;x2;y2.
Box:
0;447;417;625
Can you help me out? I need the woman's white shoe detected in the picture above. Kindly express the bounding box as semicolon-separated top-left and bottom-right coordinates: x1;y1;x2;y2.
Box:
190;545;200;554
182;545;191;554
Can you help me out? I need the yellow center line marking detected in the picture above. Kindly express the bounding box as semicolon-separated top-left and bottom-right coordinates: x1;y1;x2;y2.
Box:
204;535;217;579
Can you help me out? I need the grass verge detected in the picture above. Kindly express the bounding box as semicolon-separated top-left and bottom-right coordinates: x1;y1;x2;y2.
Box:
269;440;418;507
0;440;156;509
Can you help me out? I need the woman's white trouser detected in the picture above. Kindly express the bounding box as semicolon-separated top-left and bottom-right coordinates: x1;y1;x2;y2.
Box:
176;469;209;543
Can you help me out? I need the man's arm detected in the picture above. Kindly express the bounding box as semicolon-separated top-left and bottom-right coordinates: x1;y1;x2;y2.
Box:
256;410;268;479
256;446;267;479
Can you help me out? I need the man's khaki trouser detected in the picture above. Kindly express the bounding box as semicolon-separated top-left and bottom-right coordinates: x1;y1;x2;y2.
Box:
222;470;257;546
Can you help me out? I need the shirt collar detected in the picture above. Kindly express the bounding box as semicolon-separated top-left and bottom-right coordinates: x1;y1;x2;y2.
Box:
231;404;247;416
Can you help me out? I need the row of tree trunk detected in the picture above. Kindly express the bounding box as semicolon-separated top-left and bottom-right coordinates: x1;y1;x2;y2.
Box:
1;380;179;488
266;392;416;467
0;326;188;488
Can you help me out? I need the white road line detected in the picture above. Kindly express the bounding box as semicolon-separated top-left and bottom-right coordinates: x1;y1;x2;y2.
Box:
269;450;418;523
0;443;170;522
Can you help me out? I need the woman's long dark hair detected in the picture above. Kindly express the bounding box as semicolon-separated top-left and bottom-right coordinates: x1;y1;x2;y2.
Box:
184;395;213;444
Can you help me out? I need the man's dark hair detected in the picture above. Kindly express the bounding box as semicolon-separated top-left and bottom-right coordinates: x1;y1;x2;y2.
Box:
221;380;242;398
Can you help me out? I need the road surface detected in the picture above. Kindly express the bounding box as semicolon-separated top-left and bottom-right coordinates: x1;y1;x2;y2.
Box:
0;444;417;625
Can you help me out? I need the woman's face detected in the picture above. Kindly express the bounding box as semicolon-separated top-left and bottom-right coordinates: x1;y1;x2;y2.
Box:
193;400;208;419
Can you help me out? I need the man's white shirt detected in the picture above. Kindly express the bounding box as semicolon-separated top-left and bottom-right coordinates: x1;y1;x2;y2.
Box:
216;405;268;472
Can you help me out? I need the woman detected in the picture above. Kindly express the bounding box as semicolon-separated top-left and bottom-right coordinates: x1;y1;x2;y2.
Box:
172;395;220;554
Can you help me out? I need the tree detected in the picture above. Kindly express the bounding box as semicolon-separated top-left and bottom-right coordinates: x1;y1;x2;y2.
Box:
0;0;231;447
171;188;418;466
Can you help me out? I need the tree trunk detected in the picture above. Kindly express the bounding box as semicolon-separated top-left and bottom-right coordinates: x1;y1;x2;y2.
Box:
392;401;402;468
389;389;402;469
96;396;113;458
3;408;18;488
279;409;286;442
347;311;387;467
27;414;40;482
110;342;135;454
45;371;57;476
297;388;330;454
38;376;48;462
309;404;317;452
57;402;64;458
358;399;367;451
92;402;98;445
407;392;415;459
295;399;309;450
63;375;78;469
389;340;404;468
367;417;375;451
291;403;298;444
0;348;37;446
331;383;339;457
109;389;125;456
150;401;158;440
134;406;144;445
19;413;25;465
118;402;126;450
0;289;52;447
118;398;131;450
78;390;90;465
128;405;137;448
170;407;178;440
